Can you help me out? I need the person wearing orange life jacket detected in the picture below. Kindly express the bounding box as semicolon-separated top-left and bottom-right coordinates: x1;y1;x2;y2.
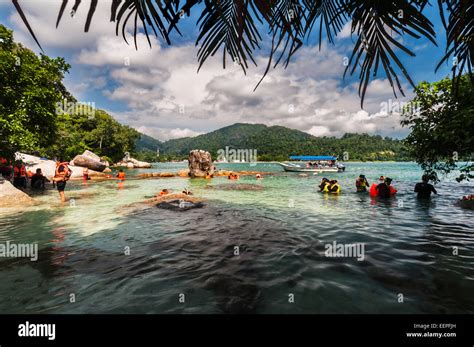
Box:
13;161;28;189
116;169;126;181
52;160;72;202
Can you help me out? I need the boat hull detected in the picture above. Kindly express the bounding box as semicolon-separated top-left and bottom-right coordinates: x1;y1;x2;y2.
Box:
278;163;343;173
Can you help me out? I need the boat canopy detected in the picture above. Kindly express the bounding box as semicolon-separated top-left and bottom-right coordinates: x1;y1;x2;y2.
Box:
289;156;337;161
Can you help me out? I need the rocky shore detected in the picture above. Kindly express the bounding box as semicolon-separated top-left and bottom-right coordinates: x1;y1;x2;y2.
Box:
138;169;271;179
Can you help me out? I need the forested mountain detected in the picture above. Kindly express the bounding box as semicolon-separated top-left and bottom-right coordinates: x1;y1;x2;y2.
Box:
157;123;411;161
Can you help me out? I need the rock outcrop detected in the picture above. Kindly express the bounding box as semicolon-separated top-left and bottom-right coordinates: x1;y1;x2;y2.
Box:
15;153;106;180
188;150;215;178
0;178;35;207
138;172;175;178
71;150;107;172
115;153;151;168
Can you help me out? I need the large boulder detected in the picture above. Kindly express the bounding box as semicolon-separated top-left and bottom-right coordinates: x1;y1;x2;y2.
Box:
0;178;35;207
188;150;215;178
115;154;152;168
15;153;106;179
71;155;107;172
70;150;108;172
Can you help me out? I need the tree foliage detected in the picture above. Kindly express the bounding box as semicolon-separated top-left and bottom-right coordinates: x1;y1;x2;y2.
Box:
402;74;474;182
0;24;70;160
159;123;411;161
0;24;141;163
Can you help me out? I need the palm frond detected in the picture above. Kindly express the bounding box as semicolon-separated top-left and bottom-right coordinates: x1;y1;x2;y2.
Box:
196;0;262;74
343;0;437;106
302;0;347;48
436;0;473;88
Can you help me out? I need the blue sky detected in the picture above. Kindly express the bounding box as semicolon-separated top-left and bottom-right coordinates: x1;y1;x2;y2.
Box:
0;1;454;140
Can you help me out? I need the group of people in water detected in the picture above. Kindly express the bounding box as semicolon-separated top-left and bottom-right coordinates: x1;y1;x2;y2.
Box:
8;161;53;191
318;174;438;199
2;159;130;202
0;156;450;205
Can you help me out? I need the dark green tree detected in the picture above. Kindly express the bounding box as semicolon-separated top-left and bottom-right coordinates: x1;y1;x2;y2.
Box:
402;75;474;181
0;24;70;160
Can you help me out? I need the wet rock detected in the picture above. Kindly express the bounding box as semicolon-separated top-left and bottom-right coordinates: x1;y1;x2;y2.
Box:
156;199;204;211
208;183;264;191
177;169;190;177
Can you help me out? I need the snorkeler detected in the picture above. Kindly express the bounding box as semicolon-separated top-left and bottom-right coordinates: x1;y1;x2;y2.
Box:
414;175;437;199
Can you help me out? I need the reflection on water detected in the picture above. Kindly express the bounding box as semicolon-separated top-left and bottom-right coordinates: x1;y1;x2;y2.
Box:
0;162;473;313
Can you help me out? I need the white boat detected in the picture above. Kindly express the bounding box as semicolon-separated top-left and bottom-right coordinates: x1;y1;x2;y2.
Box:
278;156;345;173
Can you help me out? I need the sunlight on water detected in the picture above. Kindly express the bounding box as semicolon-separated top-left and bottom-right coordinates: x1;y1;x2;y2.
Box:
0;162;473;314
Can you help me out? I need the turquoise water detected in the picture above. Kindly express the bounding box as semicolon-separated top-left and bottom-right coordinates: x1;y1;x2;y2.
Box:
0;162;473;313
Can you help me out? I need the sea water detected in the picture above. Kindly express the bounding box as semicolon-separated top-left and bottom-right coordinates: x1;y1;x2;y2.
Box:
0;162;473;313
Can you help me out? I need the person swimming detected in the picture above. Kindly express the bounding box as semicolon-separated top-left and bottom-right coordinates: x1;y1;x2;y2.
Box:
356;174;369;192
329;180;341;194
182;188;193;195
319;178;330;192
159;189;169;196
228;173;239;180
414;175;437;199
30;168;50;190
376;177;396;198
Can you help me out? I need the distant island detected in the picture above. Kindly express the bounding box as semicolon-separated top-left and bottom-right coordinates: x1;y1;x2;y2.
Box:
136;123;412;163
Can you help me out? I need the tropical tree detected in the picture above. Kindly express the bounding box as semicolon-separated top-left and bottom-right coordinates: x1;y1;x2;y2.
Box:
12;0;473;106
402;74;474;182
0;24;71;160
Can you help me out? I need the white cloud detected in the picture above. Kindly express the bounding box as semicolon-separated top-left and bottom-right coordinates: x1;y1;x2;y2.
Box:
4;2;412;141
338;21;352;39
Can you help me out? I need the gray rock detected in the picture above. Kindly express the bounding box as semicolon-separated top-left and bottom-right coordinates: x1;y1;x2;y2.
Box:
0;178;35;207
188;150;215;178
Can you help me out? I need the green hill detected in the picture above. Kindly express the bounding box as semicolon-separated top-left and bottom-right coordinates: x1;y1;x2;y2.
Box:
136;134;162;152
158;123;411;161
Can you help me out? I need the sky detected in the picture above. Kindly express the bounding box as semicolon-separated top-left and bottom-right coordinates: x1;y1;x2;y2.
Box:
0;1;453;141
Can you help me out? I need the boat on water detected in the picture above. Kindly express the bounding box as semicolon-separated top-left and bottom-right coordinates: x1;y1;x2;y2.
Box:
278;156;346;173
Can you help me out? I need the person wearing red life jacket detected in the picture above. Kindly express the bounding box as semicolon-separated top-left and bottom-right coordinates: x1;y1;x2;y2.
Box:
13;161;28;189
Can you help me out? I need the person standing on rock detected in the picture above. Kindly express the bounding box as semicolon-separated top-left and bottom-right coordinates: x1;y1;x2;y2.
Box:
53;160;72;202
